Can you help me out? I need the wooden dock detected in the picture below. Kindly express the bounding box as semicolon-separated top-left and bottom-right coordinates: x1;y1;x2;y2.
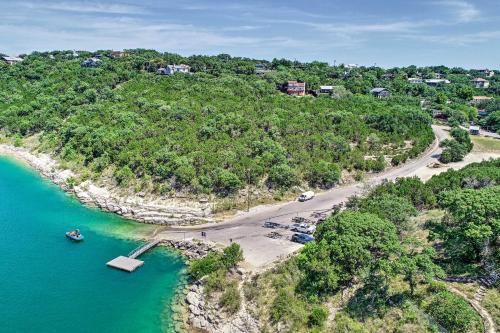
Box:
106;239;161;272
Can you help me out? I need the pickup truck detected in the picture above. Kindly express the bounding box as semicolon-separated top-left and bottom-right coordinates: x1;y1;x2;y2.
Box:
298;191;315;202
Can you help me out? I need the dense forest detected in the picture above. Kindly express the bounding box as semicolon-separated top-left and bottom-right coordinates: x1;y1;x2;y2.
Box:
190;159;500;332
0;49;498;197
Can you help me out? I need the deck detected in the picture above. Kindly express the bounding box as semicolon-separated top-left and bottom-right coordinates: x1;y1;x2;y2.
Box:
106;239;161;272
106;256;144;272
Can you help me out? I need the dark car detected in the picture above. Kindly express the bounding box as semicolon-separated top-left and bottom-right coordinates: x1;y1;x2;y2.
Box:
264;221;281;229
291;233;315;244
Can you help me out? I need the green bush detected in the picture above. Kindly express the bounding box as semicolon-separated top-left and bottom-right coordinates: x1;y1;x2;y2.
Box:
308;305;328;328
306;160;341;188
222;243;244;269
188;252;223;280
214;169;241;196
114;166;134;186
219;281;241;314
426;291;482;333
203;268;227;295
267;163;298;189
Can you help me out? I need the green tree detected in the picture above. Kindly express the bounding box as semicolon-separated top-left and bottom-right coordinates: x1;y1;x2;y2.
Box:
398;238;444;295
306;160;341;188
222;243;244;269
214;169;241;196
267;163;297;189
298;212;400;298
432;186;500;263
350;193;417;235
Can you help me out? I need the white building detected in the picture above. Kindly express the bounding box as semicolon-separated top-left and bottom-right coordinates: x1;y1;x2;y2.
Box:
2;56;23;65
408;78;423;84
157;64;191;75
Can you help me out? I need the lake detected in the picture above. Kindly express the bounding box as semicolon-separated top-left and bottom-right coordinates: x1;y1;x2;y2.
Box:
0;157;185;332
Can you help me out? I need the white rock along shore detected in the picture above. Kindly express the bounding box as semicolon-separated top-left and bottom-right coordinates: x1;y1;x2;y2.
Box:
0;144;214;225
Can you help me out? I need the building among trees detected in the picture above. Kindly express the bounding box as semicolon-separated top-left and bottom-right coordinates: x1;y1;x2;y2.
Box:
371;88;390;98
287;81;306;96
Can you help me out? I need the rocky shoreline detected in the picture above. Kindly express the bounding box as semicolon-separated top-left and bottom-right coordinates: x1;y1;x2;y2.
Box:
157;238;261;333
0;144;214;225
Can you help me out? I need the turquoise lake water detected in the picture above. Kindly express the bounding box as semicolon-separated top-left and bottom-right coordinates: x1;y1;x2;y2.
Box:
0;157;185;332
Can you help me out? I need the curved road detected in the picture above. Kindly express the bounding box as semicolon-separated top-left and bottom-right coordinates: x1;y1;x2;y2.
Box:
159;125;449;269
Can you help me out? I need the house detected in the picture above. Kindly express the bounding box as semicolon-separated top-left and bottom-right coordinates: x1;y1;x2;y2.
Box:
345;64;359;69
2;56;23;65
431;109;444;118
319;85;334;94
477;109;488;117
255;63;273;75
424;79;450;86
81;57;101;67
110;50;126;59
475;69;494;77
370;88;390;98
472;78;490;89
435;73;446;79
287;81;306;96
382;73;395;80
469;126;480;135
471;96;493;104
408;78;424;84
157;64;191;75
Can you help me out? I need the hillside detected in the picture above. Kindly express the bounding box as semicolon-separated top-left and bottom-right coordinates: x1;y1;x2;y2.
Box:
0;50;440;200
187;159;500;332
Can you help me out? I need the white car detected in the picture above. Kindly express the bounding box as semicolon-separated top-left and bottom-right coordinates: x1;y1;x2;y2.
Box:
292;223;316;234
298;191;315;202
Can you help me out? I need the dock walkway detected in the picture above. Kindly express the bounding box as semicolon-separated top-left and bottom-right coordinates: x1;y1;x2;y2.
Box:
107;239;162;272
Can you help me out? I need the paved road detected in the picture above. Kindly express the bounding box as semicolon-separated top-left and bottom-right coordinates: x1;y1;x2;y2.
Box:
159;125;449;270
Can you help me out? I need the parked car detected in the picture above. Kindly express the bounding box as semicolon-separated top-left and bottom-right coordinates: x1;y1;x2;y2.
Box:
291;233;315;244
298;191;315;202
264;221;281;229
291;223;316;234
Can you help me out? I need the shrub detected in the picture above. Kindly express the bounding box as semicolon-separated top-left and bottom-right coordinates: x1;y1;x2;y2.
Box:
219;281;241;314
308;305;328;328
222;243;244;269
270;289;308;326
114;165;134;186
426;291;481;333
267;163;297;189
391;154;407;166
188;252;223;280
214;169;241;196
306;160;341;188
204;268;227;295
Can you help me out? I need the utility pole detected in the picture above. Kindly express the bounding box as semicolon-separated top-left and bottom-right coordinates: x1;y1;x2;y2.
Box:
246;168;251;212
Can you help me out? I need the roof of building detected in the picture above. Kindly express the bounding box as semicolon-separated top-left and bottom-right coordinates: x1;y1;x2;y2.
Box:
424;79;450;84
371;88;388;93
472;96;493;100
472;78;489;82
2;56;23;62
470;126;480;131
168;64;190;69
320;85;333;90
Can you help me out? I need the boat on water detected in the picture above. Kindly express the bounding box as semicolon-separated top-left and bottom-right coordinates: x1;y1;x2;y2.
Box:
65;229;84;241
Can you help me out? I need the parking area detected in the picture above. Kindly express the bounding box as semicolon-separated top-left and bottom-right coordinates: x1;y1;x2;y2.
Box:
159;209;329;271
